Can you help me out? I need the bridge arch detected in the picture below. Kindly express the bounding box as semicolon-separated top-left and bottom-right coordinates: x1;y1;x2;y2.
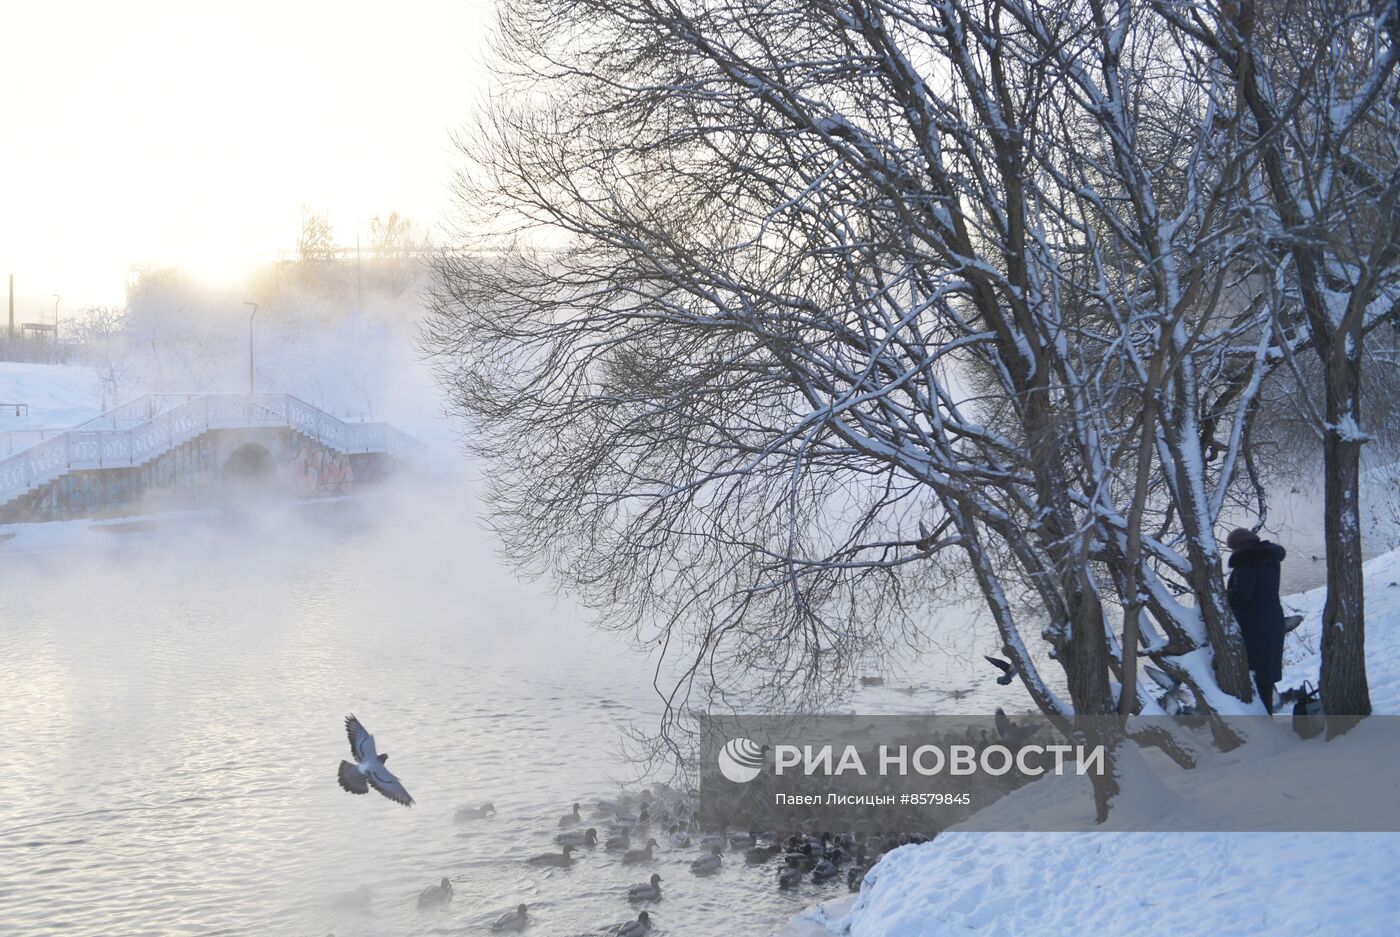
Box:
221;442;278;500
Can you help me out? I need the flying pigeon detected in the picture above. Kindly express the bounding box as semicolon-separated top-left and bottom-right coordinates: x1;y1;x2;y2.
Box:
1144;665;1194;715
984;655;1017;685
337;715;414;807
993;707;1040;747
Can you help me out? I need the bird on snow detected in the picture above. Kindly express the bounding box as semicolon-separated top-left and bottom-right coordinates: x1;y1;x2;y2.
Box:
455;802;497;821
994;707;1040;747
627;873;663;901
417;877;453;908
527;844;579;867
492;904;529;931
984;655;1017;685
556;827;598;847
337;715;414;807
1283;614;1304;633
611;911;652;937
1144;665;1194;715
559;802;583;827
690;846;723;875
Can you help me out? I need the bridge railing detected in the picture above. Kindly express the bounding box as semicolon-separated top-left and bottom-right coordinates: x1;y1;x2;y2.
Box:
0;393;427;507
74;393;204;430
2;429;61;457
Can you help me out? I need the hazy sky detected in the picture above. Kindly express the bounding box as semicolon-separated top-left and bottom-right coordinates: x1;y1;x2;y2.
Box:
1;0;491;313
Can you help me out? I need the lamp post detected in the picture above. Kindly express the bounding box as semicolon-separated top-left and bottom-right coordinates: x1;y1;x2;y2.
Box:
244;302;258;394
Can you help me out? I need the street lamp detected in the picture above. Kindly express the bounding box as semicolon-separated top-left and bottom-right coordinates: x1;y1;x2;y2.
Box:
244;302;258;394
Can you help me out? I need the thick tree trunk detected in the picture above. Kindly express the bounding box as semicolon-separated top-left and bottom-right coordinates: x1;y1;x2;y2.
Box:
1082;718;1122;823
1157;385;1255;700
1319;358;1372;722
1023;381;1115;719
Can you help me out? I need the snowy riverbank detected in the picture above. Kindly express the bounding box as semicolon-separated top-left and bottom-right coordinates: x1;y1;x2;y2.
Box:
784;549;1400;937
0;361;102;430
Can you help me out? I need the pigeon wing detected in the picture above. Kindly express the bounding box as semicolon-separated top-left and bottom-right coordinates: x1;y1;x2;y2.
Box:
346;715;377;762
366;762;414;807
994;707;1011;738
338;760;369;795
1283;614;1304;634
1143;665;1178;692
984;655;1012;675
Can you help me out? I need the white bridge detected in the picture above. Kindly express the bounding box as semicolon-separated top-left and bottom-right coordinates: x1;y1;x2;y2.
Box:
0;393;426;510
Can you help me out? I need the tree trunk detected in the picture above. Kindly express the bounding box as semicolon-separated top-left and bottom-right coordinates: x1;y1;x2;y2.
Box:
1082;718;1122;823
1319;355;1372;722
1157;382;1255;700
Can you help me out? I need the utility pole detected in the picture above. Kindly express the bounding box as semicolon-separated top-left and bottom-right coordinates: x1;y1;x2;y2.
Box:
7;275;13;341
52;294;60;341
244;302;258;394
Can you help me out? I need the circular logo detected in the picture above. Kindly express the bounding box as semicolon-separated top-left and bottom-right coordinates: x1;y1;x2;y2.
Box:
717;737;767;783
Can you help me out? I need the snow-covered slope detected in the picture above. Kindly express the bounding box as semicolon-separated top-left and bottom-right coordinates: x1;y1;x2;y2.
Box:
1281;547;1400;712
789;550;1400;937
0;362;102;429
805;829;1397;937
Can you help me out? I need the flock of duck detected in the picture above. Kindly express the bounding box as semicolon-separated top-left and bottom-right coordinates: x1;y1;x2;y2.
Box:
327;782;926;934
328;659;1051;937
422;787;933;934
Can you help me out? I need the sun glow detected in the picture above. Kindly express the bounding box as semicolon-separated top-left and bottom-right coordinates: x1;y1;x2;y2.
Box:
0;0;490;309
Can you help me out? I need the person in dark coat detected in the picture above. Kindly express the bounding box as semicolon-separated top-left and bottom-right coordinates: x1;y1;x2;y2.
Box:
1225;527;1286;714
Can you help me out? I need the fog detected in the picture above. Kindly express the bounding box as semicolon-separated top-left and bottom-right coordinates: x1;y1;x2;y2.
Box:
0;458;1010;936
1;269;990;934
3;255;1395;936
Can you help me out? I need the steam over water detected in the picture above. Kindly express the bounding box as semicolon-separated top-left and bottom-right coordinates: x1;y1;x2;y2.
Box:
0;474;1354;935
0;483;874;936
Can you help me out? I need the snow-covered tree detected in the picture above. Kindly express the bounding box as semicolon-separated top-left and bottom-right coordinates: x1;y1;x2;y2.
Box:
69;305;138;409
1154;0;1400;719
428;0;1400;812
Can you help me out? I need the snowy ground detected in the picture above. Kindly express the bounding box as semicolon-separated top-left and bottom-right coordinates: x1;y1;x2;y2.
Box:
0;362;102;430
797;829;1397;937
1281;548;1400;712
785;551;1400;937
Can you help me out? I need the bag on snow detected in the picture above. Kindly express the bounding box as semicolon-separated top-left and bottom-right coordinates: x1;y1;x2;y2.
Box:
1291;681;1324;739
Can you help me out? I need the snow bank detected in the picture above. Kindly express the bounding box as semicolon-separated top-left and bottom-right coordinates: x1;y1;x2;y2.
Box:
0;362;102;429
809;830;1398;937
1280;547;1400;712
789;549;1400;936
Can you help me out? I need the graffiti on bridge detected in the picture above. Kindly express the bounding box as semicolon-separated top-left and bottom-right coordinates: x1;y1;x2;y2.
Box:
291;444;353;497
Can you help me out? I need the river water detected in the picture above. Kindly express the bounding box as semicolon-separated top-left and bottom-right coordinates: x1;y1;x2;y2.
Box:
0;481;1020;937
1;471;1363;937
